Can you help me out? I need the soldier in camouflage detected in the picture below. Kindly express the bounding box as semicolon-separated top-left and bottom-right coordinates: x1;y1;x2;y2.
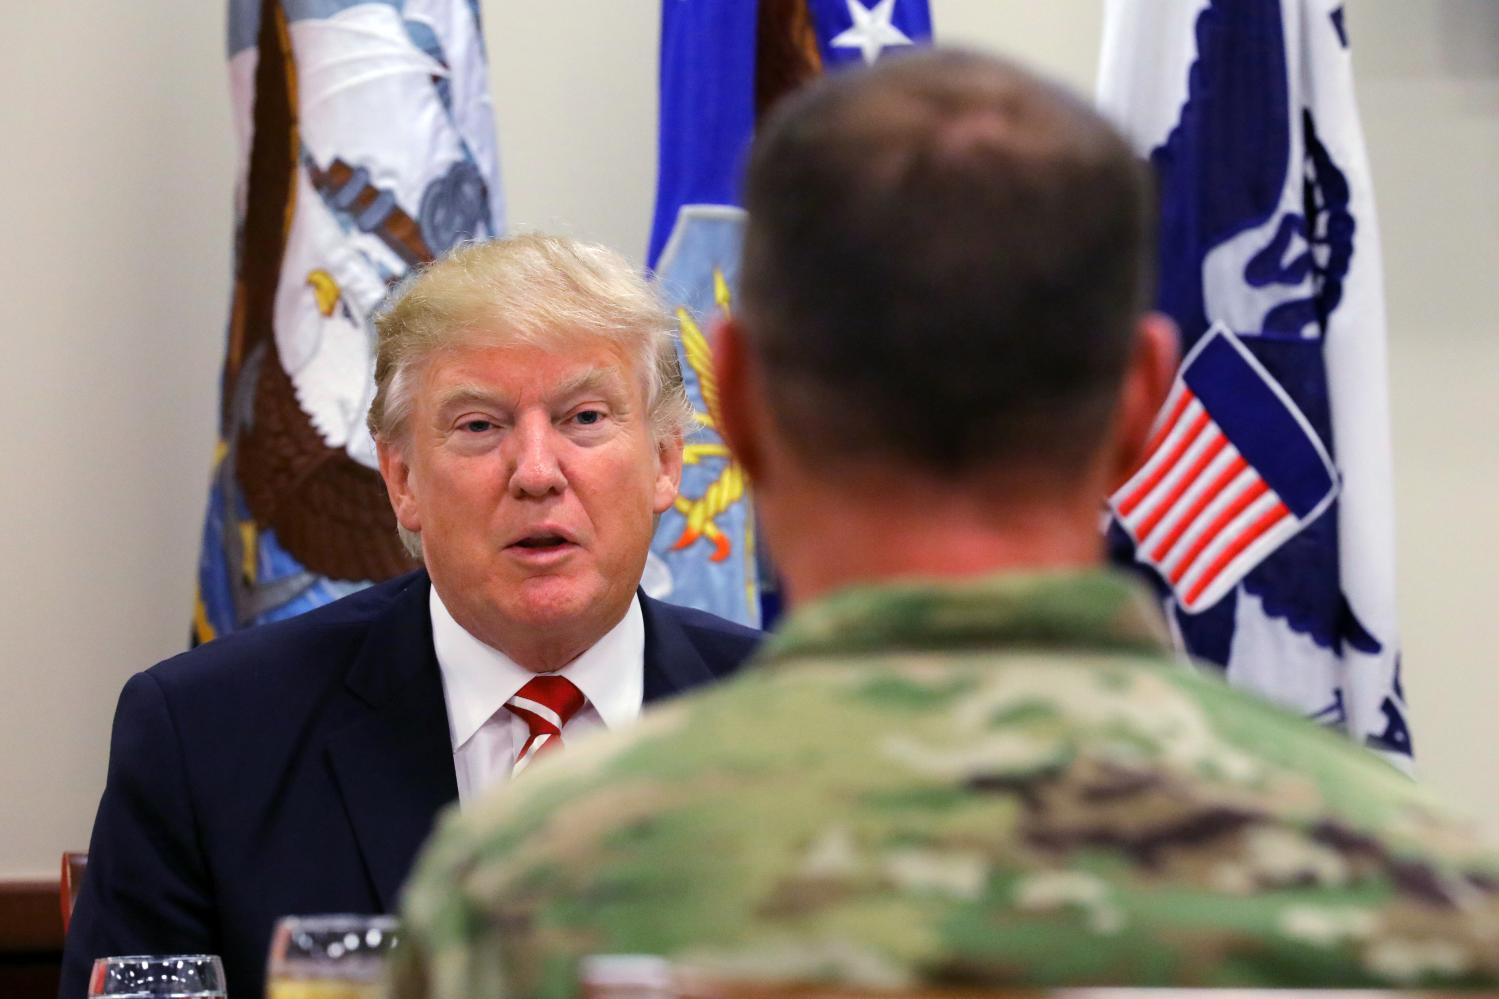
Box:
392;50;1499;995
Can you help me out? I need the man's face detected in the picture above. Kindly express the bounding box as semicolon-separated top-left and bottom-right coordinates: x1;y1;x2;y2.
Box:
378;335;682;668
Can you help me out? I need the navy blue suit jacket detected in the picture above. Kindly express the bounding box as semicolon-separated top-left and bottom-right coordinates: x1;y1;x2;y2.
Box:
60;571;759;999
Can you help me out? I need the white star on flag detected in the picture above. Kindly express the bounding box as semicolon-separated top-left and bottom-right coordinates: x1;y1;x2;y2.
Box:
832;0;913;65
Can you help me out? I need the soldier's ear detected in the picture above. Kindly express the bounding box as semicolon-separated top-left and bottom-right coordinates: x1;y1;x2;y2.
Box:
712;317;767;486
377;438;423;535
1110;312;1179;490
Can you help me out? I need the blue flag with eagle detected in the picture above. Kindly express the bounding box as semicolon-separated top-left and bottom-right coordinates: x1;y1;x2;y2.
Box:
1098;0;1411;769
196;0;504;642
644;0;931;627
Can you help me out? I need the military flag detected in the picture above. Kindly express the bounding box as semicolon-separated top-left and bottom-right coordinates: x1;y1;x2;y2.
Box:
1098;0;1412;768
645;0;932;627
197;0;504;641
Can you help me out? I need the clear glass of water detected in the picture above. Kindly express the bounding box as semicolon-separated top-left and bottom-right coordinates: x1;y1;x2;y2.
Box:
266;915;400;999
87;955;226;999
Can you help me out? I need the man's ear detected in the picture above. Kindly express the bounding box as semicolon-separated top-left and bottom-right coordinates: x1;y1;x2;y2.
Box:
712;317;767;485
377;438;423;535
1109;312;1179;491
653;429;685;515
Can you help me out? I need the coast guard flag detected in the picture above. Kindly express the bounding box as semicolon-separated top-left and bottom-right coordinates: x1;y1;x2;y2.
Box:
196;0;504;641
645;0;933;626
1099;0;1411;768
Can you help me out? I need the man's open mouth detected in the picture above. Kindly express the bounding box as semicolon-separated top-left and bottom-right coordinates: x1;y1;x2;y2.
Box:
513;534;571;550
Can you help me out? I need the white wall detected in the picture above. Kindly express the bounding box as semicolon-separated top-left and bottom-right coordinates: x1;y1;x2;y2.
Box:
0;1;1494;879
1357;0;1499;833
0;2;234;879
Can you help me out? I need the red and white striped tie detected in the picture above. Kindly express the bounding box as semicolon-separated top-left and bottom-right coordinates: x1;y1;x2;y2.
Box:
504;675;586;777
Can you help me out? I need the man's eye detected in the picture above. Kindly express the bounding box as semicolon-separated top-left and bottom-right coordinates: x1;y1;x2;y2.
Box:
573;410;605;426
460;419;495;433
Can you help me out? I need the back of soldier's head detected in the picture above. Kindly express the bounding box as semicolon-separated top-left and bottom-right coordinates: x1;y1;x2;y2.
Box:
740;48;1154;485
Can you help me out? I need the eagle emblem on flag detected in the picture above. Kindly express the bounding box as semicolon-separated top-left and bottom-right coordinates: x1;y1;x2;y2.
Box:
198;0;504;639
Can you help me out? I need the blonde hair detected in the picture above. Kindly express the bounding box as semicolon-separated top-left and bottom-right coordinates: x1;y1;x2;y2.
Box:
368;233;694;448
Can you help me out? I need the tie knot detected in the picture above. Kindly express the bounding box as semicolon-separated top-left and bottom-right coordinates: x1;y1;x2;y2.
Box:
505;675;586;740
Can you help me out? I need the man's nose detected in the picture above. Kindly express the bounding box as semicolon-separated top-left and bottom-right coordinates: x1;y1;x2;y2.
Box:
507;414;567;498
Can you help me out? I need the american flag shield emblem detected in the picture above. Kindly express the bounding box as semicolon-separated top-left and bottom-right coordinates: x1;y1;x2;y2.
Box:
1112;324;1338;614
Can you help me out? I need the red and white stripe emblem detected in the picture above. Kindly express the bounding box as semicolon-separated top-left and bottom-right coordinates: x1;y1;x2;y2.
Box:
505;675;586;776
1115;385;1293;611
1111;327;1338;614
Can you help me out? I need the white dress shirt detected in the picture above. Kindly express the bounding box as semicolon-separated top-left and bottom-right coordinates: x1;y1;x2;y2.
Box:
430;586;645;805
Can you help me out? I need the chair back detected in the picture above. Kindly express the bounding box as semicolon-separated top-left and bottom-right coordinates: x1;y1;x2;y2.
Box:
59;851;87;933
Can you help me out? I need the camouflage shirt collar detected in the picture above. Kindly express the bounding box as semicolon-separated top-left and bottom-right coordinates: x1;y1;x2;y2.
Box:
761;568;1172;663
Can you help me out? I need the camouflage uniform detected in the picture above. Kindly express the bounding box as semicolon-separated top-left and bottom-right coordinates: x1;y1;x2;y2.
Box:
393;571;1499;997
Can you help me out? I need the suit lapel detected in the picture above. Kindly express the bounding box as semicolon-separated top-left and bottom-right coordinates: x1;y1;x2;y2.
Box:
326;586;723;906
639;592;718;704
325;573;459;911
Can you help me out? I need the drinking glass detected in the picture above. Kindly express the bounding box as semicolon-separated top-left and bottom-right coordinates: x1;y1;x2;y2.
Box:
87;955;226;999
266;915;400;999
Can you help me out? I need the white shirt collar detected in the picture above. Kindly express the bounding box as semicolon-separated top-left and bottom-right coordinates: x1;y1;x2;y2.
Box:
429;585;644;752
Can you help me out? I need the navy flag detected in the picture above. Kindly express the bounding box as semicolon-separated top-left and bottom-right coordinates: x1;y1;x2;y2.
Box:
644;0;932;627
1099;0;1411;768
197;0;504;641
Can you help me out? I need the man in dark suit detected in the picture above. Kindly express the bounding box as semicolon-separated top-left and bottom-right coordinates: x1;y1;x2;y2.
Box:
61;234;760;999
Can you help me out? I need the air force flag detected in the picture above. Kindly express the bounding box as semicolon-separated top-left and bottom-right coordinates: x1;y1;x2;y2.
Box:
645;0;931;627
1099;0;1411;767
